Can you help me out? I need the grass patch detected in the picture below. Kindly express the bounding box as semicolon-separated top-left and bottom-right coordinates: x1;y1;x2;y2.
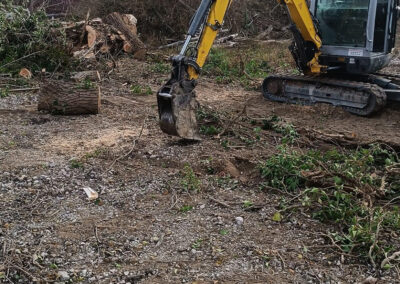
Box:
70;159;84;169
242;200;254;208
203;43;297;88
179;205;193;213
130;84;153;95
181;164;201;192
196;107;223;136
191;239;203;249
77;78;96;90
150;62;170;74
260;144;400;265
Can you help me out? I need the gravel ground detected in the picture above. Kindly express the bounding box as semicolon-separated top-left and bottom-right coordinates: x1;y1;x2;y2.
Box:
1;55;400;283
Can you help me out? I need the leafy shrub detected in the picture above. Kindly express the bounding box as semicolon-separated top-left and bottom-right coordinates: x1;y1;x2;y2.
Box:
181;164;201;192
261;144;400;263
0;1;72;73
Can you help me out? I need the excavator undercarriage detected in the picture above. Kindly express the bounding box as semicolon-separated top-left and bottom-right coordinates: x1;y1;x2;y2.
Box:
262;74;396;116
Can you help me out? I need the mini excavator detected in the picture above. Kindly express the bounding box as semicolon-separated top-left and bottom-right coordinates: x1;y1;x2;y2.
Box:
157;0;400;140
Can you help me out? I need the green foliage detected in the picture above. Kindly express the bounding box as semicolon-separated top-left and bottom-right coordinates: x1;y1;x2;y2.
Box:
200;125;221;136
78;78;95;90
196;107;223;136
181;164;201;191
130;84;153;95
49;263;58;269
203;48;270;86
83;148;104;160
242;200;254;208
262;116;298;144
191;239;203;249
201;157;215;175
70;159;84;169
260;144;400;263
179;205;193;213
0;1;72;73
260;146;313;191
150;62;170;74
0;87;9;98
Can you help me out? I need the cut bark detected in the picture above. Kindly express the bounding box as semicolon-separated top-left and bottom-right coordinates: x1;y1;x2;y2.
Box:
71;71;99;82
105;12;146;59
38;80;101;115
86;25;97;48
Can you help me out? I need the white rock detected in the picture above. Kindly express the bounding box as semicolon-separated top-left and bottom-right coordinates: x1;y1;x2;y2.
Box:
235;216;244;226
83;187;98;201
362;276;378;284
57;271;70;281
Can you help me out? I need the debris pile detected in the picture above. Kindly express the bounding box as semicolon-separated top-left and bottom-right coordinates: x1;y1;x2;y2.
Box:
64;12;146;61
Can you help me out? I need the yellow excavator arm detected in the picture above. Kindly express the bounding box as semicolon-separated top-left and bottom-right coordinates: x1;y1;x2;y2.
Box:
279;0;324;73
189;0;324;79
157;0;325;140
187;0;232;80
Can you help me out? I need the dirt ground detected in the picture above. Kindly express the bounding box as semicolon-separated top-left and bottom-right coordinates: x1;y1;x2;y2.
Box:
1;53;400;283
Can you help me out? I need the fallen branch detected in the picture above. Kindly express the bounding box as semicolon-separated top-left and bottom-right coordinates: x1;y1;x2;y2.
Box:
209;197;232;209
158;37;199;49
0;51;44;69
381;251;400;269
215;33;239;44
8;87;40;93
217;99;250;138
369;216;384;268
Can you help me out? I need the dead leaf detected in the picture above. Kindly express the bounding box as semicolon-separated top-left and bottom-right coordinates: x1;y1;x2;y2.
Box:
272;212;282;222
19;68;32;79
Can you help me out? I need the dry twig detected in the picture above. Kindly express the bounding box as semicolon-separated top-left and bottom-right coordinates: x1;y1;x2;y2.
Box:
381;251;400;269
108;114;147;169
209;197;232;209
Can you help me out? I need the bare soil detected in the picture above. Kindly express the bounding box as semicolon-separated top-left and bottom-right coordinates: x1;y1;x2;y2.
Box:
1;54;400;283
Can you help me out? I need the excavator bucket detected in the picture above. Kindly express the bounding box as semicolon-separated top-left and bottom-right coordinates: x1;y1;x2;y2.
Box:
157;82;201;141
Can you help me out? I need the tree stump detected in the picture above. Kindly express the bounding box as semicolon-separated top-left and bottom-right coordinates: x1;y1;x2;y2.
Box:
38;80;101;115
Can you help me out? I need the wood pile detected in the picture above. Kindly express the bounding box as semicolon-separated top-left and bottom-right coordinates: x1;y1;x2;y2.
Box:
65;12;146;60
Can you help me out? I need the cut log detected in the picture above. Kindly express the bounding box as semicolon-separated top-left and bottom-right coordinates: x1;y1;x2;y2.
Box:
38;80;100;115
122;14;138;36
104;12;146;59
86;25;97;48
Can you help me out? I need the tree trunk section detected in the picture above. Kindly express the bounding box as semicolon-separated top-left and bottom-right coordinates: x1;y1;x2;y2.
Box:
105;12;146;59
38;81;101;115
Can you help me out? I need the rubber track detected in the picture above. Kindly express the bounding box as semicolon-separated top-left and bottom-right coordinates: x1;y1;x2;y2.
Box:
372;71;400;86
262;75;387;116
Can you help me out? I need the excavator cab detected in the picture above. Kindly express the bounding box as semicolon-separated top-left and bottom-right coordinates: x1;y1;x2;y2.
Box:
310;0;398;74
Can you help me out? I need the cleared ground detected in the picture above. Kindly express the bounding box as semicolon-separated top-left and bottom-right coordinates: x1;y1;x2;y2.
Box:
1;43;400;283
